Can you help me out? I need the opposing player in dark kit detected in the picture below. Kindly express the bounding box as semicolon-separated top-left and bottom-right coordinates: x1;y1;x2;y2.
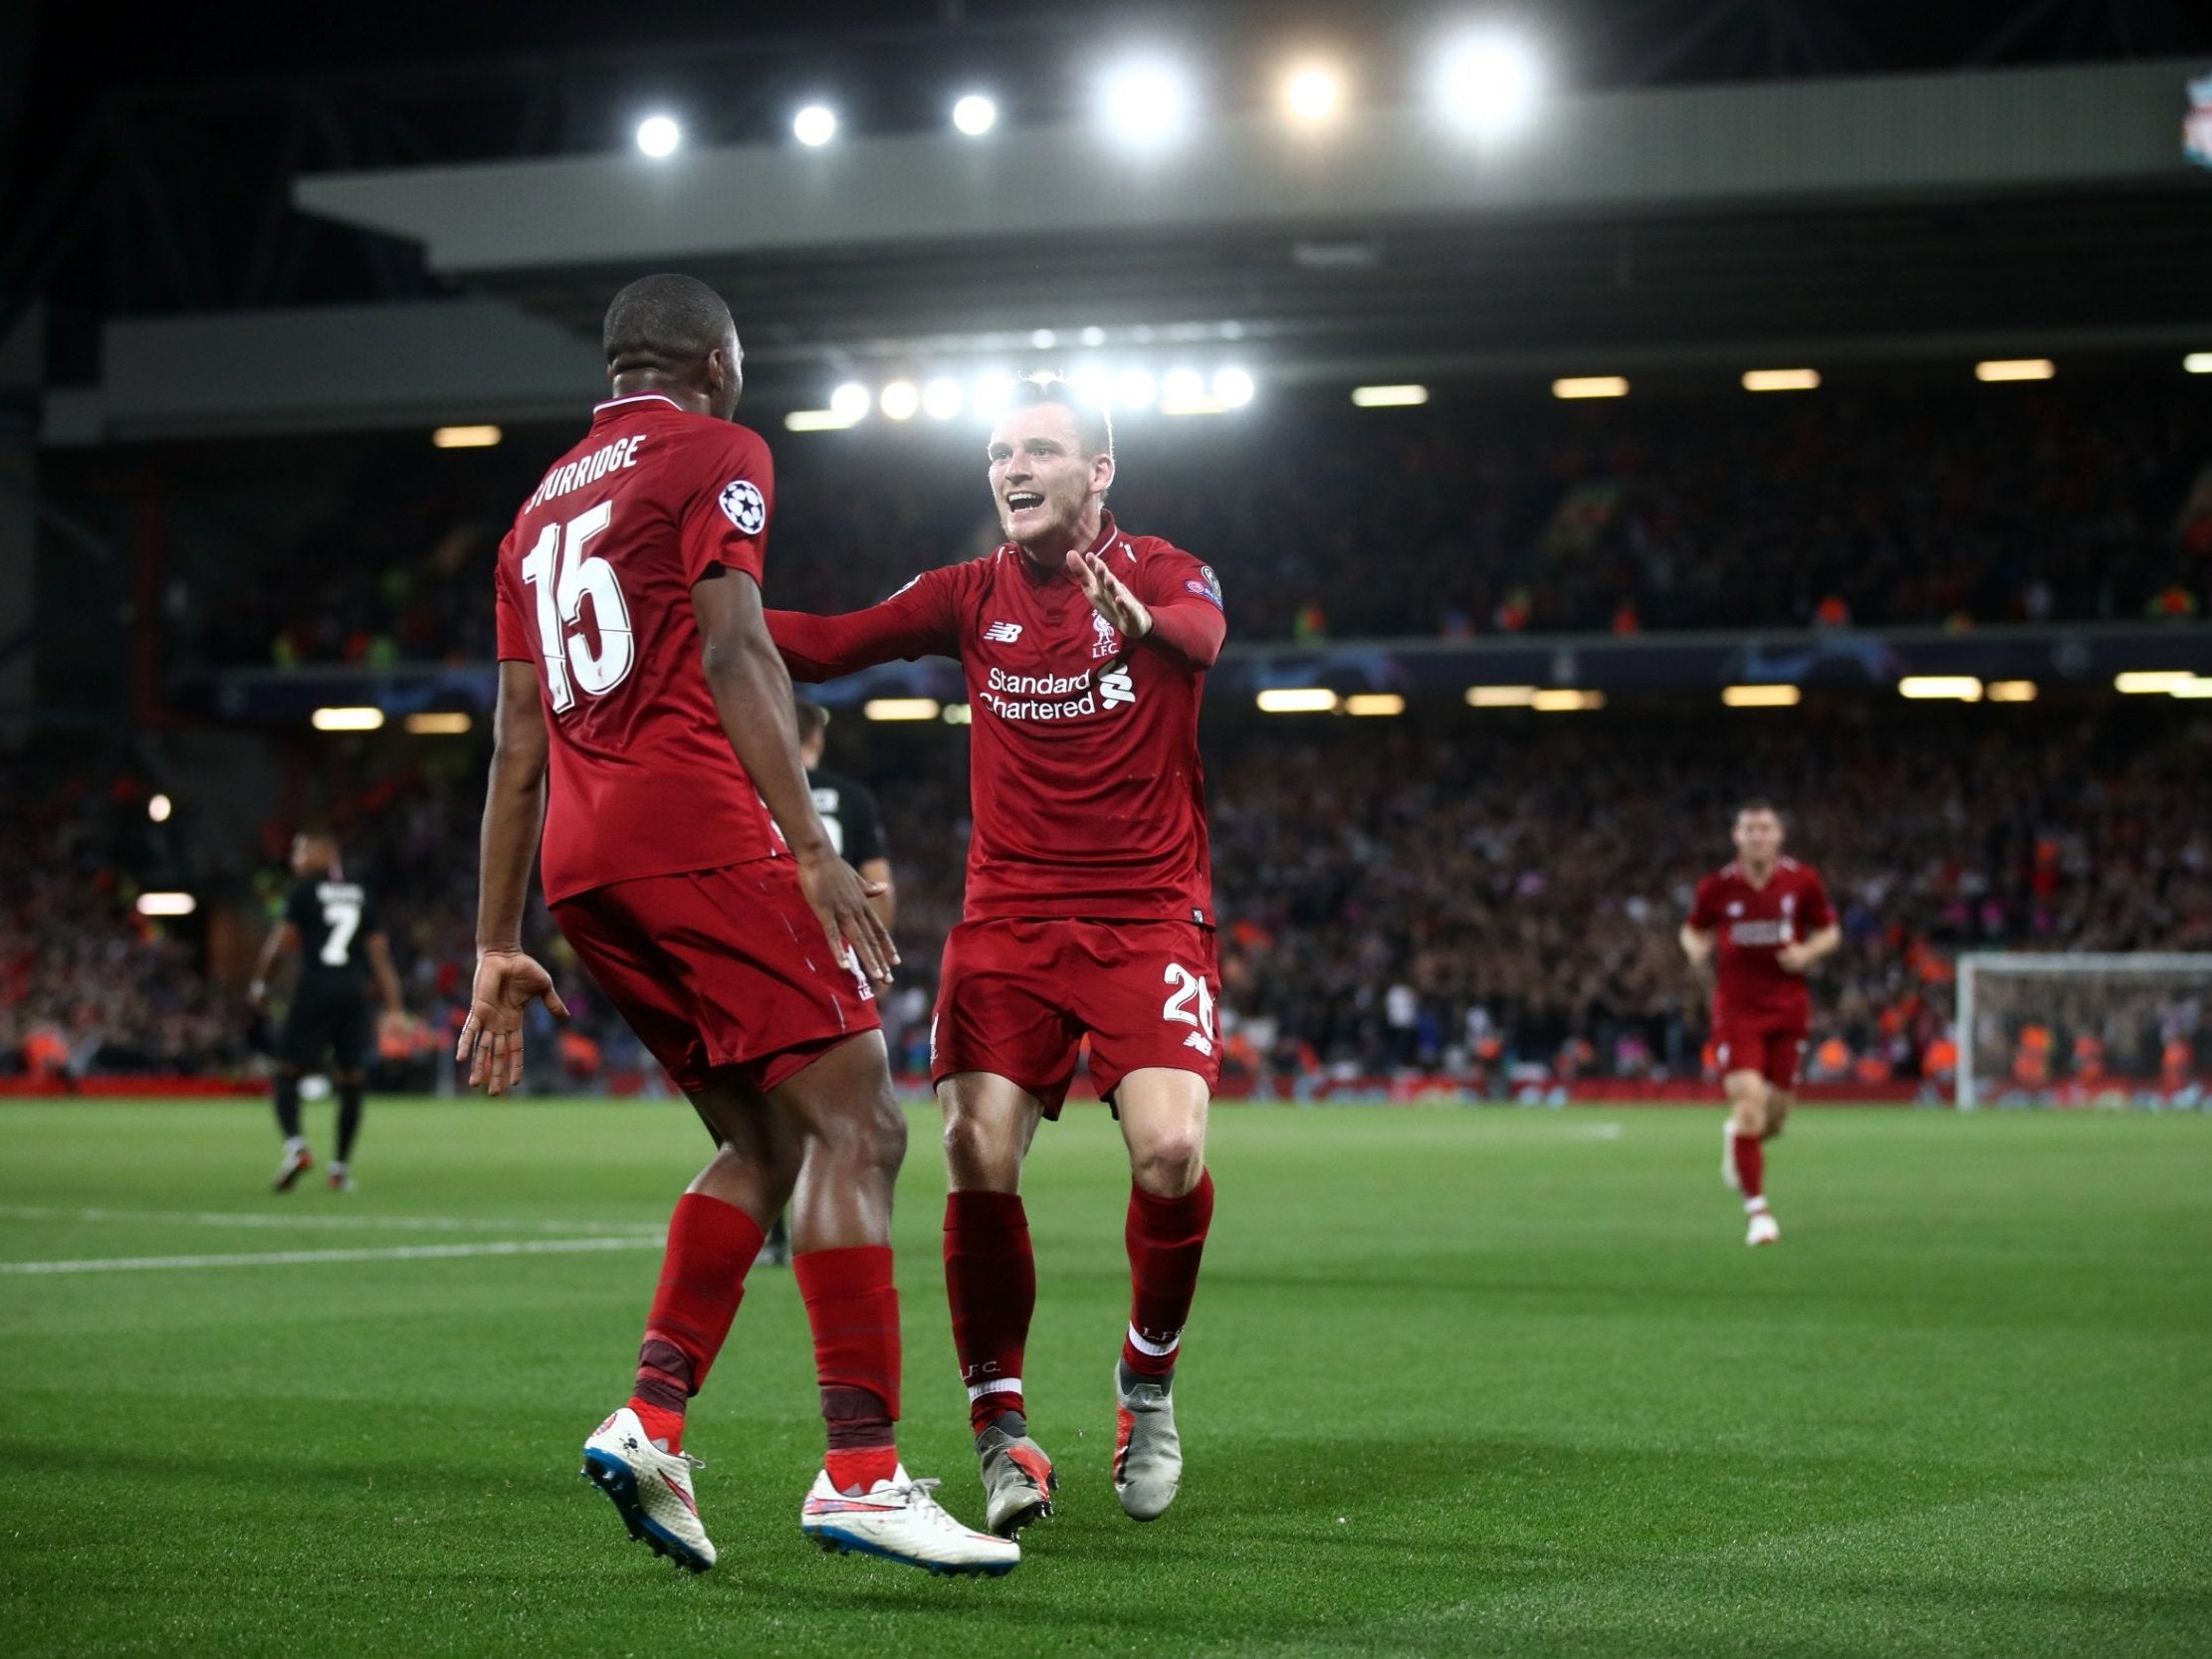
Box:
250;830;405;1193
769;376;1225;1538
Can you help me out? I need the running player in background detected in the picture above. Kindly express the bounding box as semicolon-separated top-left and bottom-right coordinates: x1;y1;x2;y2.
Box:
769;376;1225;1539
1680;801;1841;1246
461;272;1012;1576
758;698;897;1269
249;830;404;1193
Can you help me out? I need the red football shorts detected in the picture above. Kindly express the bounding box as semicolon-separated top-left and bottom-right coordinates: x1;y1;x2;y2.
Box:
1713;1016;1809;1091
929;918;1222;1116
552;858;879;1097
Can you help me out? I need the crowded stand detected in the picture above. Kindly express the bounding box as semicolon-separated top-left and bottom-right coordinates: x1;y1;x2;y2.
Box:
10;703;2209;1095
148;379;2212;674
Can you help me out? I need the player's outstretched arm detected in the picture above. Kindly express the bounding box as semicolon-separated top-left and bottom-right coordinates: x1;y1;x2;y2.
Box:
246;919;298;1011
1679;923;1714;968
764;575;959;683
459;660;570;1096
695;570;900;985
1778;923;1842;974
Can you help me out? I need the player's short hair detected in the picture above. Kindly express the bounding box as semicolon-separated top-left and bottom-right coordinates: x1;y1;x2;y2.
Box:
602;274;736;375
1008;375;1114;461
793;698;827;742
1735;798;1783;823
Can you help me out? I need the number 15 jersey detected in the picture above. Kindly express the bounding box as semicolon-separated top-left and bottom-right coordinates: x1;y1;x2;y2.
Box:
494;393;782;905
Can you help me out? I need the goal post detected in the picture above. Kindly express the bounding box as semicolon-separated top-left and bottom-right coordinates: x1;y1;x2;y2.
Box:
1956;952;2212;1111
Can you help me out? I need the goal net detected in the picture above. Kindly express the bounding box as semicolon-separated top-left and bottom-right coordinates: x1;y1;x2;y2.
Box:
1956;952;2212;1110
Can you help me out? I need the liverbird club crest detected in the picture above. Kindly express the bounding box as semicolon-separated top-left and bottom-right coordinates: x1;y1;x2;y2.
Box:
1091;608;1122;659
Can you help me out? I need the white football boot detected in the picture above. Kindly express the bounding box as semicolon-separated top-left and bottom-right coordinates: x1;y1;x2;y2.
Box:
272;1140;313;1192
799;1464;1019;1575
1112;1362;1184;1522
580;1407;716;1572
1746;1208;1781;1247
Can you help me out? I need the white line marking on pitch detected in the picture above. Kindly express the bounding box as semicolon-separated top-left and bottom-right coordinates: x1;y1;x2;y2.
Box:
0;1204;665;1236
0;1235;668;1276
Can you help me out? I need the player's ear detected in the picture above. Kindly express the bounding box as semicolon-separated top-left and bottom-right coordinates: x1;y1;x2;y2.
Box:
1092;451;1116;496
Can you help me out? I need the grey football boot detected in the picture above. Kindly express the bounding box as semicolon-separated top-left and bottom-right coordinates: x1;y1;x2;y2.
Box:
1111;1361;1183;1521
975;1412;1057;1538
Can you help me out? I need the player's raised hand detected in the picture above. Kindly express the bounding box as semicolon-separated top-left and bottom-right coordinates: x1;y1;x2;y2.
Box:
457;948;570;1097
1067;549;1152;641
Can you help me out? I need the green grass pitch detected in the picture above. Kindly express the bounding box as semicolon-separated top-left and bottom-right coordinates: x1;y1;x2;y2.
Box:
2;1099;2207;1657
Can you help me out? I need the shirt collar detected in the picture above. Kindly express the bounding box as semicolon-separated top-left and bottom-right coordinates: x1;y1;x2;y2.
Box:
1001;511;1121;579
592;393;684;422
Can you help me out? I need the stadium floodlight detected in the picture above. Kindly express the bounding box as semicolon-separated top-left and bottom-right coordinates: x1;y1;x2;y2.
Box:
2186;353;2212;375
792;104;838;147
432;424;502;449
634;114;681;158
1099;58;1194;149
1079;325;1108;347
863;698;941;722
1344;693;1405;717
1115;368;1158;410
1435;31;1541;136
922;377;966;420
785;408;857;432
1722;684;1801;708
942;703;974;726
972;372;1016;421
1553;376;1629;400
1030;328;1058;348
1530;689;1605;712
1465;685;1536;707
312;707;384;731
1213;367;1255;408
829;381;872;422
1898;676;1984;701
1986;681;2040;703
879;380;920;421
2168;681;2212;700
134;892;197;918
1353;384;1429;408
2113;671;2199;694
1069;364;1113;408
1280;63;1344;126
1741;369;1820;393
147;793;173;823
953;94;998;137
1975;358;2054;382
404;712;473;734
1256;688;1340;713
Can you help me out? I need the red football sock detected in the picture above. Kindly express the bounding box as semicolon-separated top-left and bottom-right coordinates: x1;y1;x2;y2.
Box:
1731;1133;1766;1203
1122;1169;1216;1378
794;1245;901;1493
944;1189;1036;1433
627;1192;765;1453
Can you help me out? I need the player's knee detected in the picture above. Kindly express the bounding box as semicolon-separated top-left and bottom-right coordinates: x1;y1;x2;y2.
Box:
941;1107;1016;1189
1129;1125;1205;1197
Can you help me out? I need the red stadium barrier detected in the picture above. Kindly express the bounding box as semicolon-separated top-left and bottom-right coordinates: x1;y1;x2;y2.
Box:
0;1077;265;1098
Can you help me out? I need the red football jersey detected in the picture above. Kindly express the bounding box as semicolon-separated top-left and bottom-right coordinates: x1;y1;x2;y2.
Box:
494;393;781;904
767;513;1223;925
1687;857;1836;1027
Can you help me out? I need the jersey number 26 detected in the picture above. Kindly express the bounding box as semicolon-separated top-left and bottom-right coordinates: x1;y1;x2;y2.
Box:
521;503;635;714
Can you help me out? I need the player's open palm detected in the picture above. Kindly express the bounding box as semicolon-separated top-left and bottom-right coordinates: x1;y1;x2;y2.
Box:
1067;549;1152;640
458;949;571;1097
796;854;899;986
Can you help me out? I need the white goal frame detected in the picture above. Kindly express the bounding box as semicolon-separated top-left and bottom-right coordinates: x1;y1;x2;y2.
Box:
1956;951;2212;1110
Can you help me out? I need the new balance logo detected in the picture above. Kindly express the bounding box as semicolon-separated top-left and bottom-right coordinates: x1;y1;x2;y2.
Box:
1184;1031;1214;1057
1099;666;1136;708
984;621;1022;644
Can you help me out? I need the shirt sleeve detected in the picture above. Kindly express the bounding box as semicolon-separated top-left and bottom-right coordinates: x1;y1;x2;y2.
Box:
678;427;774;587
1687;877;1721;931
1801;872;1837;930
282;882;313;935
493;532;534;664
842;779;888;866
766;566;964;682
1134;544;1226;671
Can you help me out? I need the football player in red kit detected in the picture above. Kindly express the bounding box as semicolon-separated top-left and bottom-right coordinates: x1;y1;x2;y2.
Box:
459;273;1012;1576
1680;800;1841;1246
767;377;1224;1538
